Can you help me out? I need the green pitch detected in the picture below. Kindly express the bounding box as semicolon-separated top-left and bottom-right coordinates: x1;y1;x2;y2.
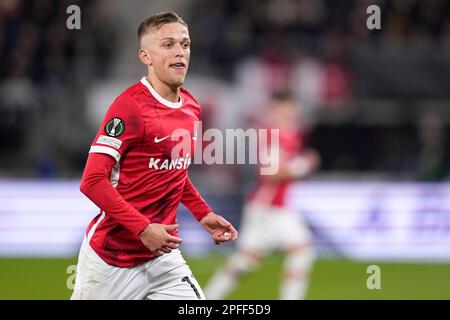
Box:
1;254;450;299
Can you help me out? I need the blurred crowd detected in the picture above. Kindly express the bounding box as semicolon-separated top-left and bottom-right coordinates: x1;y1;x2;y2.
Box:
188;0;450;182
186;0;450;182
188;0;450;79
0;0;119;177
0;0;118;83
0;0;449;182
187;0;449;107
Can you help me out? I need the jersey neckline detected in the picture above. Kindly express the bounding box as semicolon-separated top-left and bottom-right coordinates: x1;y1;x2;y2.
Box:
140;76;183;109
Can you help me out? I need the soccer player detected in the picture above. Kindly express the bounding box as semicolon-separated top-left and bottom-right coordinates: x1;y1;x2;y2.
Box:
71;12;237;300
204;90;319;300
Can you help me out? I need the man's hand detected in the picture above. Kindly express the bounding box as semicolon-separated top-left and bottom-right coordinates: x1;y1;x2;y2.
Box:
139;223;183;256
200;212;238;244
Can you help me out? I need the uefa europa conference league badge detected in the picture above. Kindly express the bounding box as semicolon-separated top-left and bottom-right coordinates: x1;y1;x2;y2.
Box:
105;118;125;137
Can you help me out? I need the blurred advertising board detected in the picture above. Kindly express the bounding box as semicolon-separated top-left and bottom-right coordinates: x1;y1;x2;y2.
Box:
1;180;450;261
288;182;450;262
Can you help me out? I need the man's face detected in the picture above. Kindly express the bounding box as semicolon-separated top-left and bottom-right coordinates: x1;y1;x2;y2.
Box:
272;100;298;123
141;22;190;88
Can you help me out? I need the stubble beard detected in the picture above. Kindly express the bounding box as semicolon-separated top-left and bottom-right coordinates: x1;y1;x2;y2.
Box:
167;74;185;90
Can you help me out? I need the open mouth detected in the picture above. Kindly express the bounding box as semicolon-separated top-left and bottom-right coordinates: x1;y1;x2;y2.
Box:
170;63;185;70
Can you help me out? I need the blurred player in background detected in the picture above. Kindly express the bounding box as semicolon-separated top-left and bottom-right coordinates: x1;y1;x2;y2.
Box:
71;12;237;300
204;90;319;300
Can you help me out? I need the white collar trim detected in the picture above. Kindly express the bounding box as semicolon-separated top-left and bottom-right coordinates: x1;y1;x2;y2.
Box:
140;77;183;109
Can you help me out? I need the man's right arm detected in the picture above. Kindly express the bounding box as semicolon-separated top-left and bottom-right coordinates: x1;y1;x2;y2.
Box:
80;152;150;236
81;143;183;255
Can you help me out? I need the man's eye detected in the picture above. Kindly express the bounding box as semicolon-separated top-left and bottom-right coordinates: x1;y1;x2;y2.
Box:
183;43;190;49
164;43;172;48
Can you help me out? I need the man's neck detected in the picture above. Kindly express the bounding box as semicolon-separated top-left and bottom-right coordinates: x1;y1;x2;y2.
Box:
146;75;180;103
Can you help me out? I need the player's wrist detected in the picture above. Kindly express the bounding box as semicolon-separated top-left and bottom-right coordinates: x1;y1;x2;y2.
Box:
198;210;214;223
138;223;152;238
200;211;214;223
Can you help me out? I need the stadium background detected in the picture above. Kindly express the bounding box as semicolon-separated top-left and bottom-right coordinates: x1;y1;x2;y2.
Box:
1;0;450;299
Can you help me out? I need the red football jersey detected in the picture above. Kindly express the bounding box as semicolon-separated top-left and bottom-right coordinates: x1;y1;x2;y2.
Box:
249;123;304;207
83;77;211;267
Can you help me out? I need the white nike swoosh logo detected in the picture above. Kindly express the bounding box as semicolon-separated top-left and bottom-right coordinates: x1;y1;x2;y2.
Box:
154;135;170;143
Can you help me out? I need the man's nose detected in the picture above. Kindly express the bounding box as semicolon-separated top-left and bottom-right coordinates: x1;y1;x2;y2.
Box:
174;44;184;57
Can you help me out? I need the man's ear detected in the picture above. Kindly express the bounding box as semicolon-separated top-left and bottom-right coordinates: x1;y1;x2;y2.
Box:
138;49;152;65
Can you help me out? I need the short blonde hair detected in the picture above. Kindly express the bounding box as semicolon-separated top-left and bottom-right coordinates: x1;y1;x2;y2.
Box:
138;11;187;42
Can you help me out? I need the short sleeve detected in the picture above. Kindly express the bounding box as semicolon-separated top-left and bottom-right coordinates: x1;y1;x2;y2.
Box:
89;93;144;163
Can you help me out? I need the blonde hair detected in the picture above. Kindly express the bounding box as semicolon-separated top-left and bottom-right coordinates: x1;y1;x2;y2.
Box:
138;11;187;42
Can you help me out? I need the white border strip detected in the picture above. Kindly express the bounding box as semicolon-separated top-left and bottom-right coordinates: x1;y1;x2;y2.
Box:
140;76;182;109
87;211;106;242
89;145;121;162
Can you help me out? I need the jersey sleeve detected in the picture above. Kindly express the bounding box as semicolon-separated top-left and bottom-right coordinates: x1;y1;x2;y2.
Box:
181;176;212;221
89;93;144;163
80;153;150;236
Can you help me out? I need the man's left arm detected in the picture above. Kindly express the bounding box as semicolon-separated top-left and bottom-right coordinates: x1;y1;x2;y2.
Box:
181;176;238;244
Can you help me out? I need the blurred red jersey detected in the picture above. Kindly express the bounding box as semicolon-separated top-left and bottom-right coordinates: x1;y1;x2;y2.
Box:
248;123;305;207
84;77;211;267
